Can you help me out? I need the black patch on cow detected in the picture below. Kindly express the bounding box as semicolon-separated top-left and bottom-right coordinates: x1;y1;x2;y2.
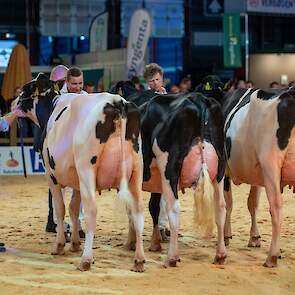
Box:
225;137;232;159
50;174;58;185
276;89;295;150
90;156;97;165
224;176;231;192
96;102;121;143
47;148;55;170
55;107;67;121
125;102;140;153
141;92;226;199
256;90;277;100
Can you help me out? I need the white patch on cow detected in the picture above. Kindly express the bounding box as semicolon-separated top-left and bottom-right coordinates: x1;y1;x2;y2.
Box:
152;138;169;174
132;212;144;233
167;199;180;229
83;231;94;258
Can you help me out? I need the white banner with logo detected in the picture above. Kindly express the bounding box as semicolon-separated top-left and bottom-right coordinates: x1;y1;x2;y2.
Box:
90;12;108;52
126;9;151;80
0;146;45;175
247;0;295;14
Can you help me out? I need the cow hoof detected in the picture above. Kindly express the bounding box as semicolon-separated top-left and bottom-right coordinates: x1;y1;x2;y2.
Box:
70;241;81;252
263;256;278;268
163;257;181;268
51;243;65;255
148;243;162;252
78;259;92;271
224;236;232;247
131;259;145;272
125;241;136;251
248;236;261;248
213;254;227;265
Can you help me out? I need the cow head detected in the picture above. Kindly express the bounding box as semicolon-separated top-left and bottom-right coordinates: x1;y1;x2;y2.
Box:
109;80;138;99
17;73;64;128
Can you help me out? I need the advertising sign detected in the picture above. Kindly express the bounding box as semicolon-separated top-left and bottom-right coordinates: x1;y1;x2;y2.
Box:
247;0;295;15
223;14;242;68
126;9;151;79
0;146;45;175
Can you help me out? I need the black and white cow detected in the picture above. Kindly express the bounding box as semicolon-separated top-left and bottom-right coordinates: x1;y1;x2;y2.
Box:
16;73;146;272
112;81;228;266
222;86;295;267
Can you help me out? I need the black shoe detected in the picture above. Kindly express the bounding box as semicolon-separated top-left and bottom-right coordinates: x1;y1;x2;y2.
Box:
79;229;85;239
46;222;57;233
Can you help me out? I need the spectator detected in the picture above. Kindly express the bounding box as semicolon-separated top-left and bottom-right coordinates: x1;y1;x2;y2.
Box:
169;84;180;94
84;81;95;93
179;77;192;93
269;81;280;89
97;78;104;92
143;63;166;94
237;79;246;89
245;80;254;88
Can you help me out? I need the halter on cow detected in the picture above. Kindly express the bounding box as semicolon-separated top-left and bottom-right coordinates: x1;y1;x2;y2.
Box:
17;73;146;272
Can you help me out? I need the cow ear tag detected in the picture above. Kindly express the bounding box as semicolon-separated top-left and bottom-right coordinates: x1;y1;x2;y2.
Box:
33;87;39;97
204;82;212;91
54;82;60;93
118;87;123;96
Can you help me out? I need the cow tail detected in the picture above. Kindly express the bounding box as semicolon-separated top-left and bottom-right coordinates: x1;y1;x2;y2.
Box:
193;144;215;236
117;114;133;208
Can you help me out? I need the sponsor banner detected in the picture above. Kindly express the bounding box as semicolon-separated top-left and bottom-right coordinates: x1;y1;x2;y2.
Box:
89;12;108;52
247;0;295;15
223;14;242;68
0;146;45;175
126;9;151;80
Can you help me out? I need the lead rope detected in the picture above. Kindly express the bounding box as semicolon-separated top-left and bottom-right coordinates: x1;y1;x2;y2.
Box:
17;118;27;178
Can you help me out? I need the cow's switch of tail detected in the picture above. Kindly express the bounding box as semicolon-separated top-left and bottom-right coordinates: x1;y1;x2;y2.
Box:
194;162;215;237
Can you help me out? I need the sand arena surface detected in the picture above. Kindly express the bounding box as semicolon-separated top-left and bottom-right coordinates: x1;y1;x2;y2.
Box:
0;175;294;295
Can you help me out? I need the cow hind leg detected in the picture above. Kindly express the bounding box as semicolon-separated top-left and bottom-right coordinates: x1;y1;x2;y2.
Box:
262;165;282;268
224;176;233;246
127;158;145;272
213;179;227;265
247;186;262;248
49;183;66;255
164;195;181;268
69;189;81;252
77;171;97;271
148;193;162;252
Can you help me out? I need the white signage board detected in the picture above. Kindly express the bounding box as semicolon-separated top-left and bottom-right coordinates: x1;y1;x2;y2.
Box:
247;0;295;15
0;146;45;175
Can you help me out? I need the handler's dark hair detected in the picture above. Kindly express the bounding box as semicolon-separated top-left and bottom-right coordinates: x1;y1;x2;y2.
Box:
66;67;83;81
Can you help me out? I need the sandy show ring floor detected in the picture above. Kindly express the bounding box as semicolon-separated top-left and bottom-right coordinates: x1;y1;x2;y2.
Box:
0;175;294;295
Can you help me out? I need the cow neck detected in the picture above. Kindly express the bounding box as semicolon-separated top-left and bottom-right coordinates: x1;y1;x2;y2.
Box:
36;90;60;131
